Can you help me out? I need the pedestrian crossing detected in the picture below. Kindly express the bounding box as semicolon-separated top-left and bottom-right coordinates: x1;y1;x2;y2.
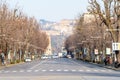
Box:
0;69;114;74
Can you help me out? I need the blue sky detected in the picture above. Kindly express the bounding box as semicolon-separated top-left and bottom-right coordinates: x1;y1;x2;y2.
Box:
7;0;89;22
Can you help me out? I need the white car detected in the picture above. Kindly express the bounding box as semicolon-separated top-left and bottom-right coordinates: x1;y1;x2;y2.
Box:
41;55;48;59
25;57;31;62
67;55;71;58
52;55;59;59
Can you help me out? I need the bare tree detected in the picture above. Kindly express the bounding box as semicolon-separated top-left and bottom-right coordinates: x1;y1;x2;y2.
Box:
88;0;120;65
0;1;49;63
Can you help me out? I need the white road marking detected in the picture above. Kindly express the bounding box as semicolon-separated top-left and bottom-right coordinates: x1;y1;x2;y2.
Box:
12;71;17;73
4;71;10;73
49;70;54;72
27;70;32;72
42;70;46;72
94;70;98;72
101;70;105;72
64;70;69;72
0;70;4;72
86;70;91;72
30;63;41;69
108;70;112;72
0;69;115;73
56;69;61;72
19;70;24;72
0;70;6;73
79;70;84;72
34;70;39;72
71;70;76;72
30;60;47;69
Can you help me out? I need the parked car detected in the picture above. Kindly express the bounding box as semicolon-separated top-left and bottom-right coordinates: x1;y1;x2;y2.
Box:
52;55;59;59
67;55;71;58
41;55;48;59
48;55;52;59
25;57;31;62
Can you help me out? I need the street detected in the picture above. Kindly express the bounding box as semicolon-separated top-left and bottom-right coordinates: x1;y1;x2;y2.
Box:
0;58;120;80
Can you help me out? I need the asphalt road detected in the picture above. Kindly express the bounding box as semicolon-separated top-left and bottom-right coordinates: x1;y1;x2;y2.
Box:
0;58;120;80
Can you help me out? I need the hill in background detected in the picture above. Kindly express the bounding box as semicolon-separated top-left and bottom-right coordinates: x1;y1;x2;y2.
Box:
40;19;76;53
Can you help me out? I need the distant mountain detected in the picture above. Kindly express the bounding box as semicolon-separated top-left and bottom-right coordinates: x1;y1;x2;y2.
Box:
40;19;76;53
40;19;76;36
40;19;55;25
40;19;55;30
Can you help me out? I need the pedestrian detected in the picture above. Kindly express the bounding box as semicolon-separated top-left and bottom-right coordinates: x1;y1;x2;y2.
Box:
104;57;108;65
0;51;5;66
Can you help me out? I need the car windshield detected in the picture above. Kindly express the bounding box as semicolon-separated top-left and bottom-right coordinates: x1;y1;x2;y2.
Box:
0;0;120;80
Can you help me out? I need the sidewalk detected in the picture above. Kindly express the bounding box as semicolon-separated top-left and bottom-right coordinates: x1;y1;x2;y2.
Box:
0;62;24;70
75;59;120;71
90;62;120;71
0;59;39;70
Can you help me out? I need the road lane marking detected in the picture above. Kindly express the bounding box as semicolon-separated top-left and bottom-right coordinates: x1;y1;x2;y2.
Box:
94;70;98;72
67;59;89;69
30;60;47;69
34;70;39;72
71;70;76;72
4;71;10;73
86;70;91;72
0;70;4;72
64;70;69;72
79;70;84;72
0;70;5;73
49;70;54;72
101;70;105;72
27;70;32;72
108;70;112;72
12;71;17;73
0;69;115;73
42;70;46;72
56;69;61;72
30;63;41;69
19;70;24;72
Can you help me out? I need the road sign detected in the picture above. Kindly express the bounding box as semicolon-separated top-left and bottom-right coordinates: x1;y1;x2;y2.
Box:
106;48;111;55
94;49;98;55
112;43;120;51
